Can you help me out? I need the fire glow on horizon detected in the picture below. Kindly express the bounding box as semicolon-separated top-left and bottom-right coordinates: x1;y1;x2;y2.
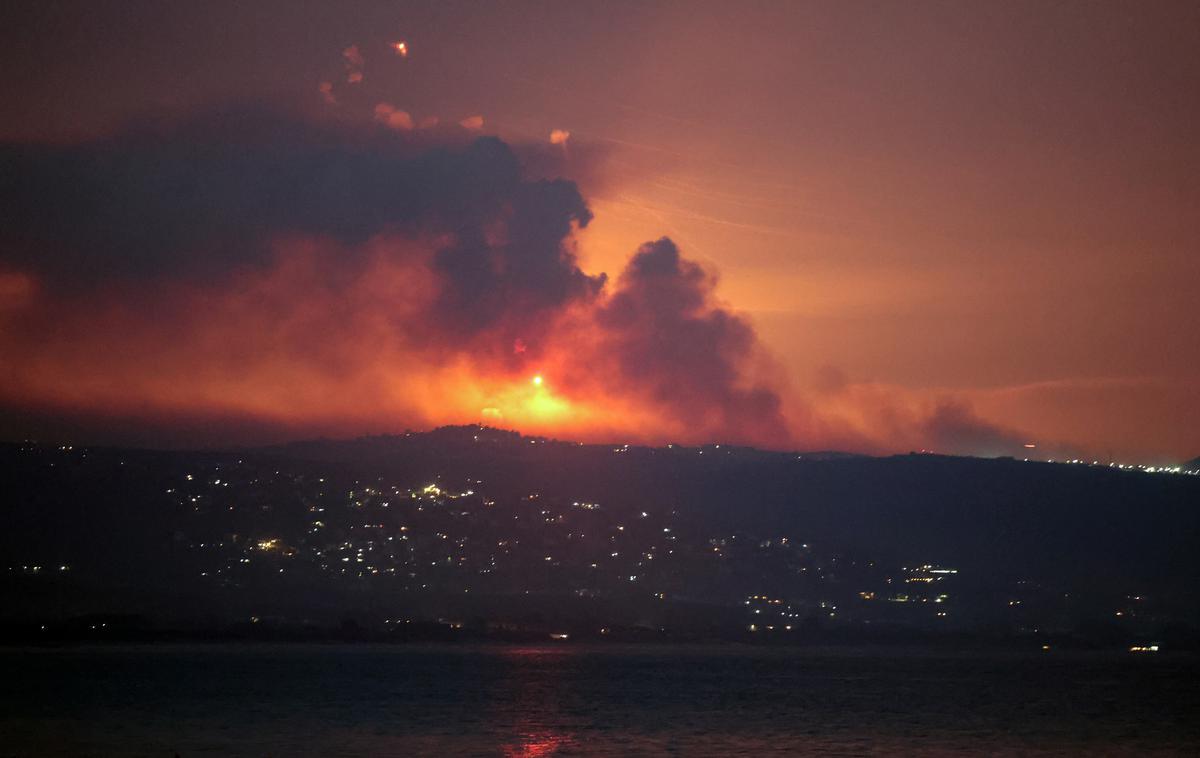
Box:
0;110;1170;460
0;3;1197;462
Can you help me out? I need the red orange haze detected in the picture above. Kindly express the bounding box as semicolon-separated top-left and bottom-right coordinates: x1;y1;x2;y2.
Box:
0;1;1197;463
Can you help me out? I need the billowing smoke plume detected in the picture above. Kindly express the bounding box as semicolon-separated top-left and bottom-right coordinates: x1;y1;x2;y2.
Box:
0;105;786;447
595;239;787;443
0;104;1043;454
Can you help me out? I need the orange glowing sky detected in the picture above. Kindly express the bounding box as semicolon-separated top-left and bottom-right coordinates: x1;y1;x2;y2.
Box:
1;1;1198;461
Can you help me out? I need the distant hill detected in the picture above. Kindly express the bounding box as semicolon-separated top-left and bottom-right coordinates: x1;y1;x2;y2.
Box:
264;427;1200;587
2;425;1199;643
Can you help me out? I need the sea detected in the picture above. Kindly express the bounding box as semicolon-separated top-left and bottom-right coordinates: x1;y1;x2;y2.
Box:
2;644;1198;756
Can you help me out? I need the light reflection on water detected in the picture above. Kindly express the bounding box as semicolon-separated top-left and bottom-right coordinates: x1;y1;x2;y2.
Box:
497;647;576;758
503;731;571;758
1;644;1198;756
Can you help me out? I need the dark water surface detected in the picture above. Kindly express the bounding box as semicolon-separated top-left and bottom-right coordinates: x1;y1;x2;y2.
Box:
2;644;1198;756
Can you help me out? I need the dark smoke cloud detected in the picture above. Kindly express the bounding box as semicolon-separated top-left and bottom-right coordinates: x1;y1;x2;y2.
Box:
430;176;601;339
596;238;788;443
0;104;1046;454
919;399;1026;457
0;105;789;447
0;105;602;341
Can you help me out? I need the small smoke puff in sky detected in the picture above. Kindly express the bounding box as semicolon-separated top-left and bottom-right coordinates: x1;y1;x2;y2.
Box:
374;103;414;131
550;129;570;145
342;45;364;67
318;81;336;105
459;115;484;130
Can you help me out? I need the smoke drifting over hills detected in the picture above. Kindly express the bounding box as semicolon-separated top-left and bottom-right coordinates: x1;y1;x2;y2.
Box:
0;103;1061;457
0;106;803;448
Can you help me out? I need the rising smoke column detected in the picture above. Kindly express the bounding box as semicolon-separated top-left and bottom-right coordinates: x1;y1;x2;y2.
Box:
588;238;789;445
0;105;790;447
